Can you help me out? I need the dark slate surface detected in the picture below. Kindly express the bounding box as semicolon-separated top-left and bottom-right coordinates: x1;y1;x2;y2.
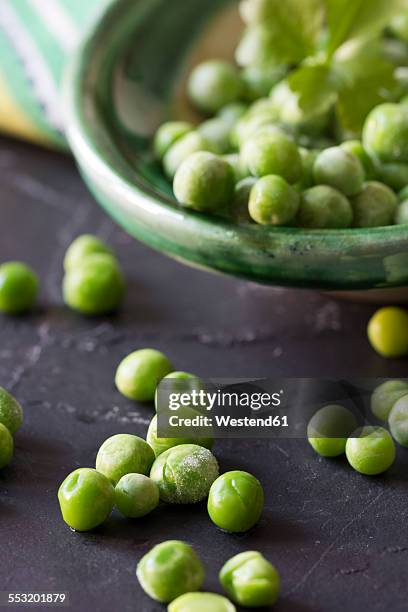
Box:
0;137;407;612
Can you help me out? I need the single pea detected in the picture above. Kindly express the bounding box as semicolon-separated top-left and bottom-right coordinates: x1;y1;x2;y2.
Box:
219;551;280;608
163;132;211;179
242;64;287;101
351;182;398;228
136;540;205;603
313;147;365;196
63;254;125;315
0;423;13;469
297;148;318;190
115;348;173;402
371;380;408;421
345;427;396;475
231;114;282;150
395;200;408;224
169;592;236;612
217;102;248;126
198;119;233;155
249;175;300;226
375;161;408;192
208;471;264;533
150;444;219;504
146;414;213;457
188;60;243;114
57;468;114;531
115;473;159;518
173;152;235;214
155;371;204;412
232;177;257;223
307;404;358;458
367;307;408;358
297;185;353;229
96;434;155;485
63;235;113;272
0;387;23;435
340;140;376;179
0;262;38;314
389;395;408;447
240;132;302;183
222;154;248;184
363;103;408;163
154;122;194;160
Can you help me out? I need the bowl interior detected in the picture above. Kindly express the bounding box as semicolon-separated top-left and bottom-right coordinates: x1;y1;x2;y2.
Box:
65;0;408;291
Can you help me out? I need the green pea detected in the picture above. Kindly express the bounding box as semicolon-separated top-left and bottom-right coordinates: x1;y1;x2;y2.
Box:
389;395;408;447
308;404;358;458
249;175;300;225
147;414;213;458
220;551;280;608
395;200;408;224
222;154;248;184
115;348;173;402
363;103;408;164
231;114;282;149
242;64;287;101
0;387;23;435
114;473;159;518
232;177;257;223
351;182;397;228
297;147;318;190
63;235;113;272
375;161;408;192
198;119;233;155
371;380;408;421
136;540;204;603
313;147;365;196
173;152;235;214
298;186;353;229
63;254;125;315
0;423;13;469
188;61;243;114
150;444;219;504
0;262;38;314
208;471;264;533
154;122;194;160
240;132;302;183
217;102;248;126
155;371;204;412
164;132;211;179
340;140;376;179
367;307;408;358
96;434;155;485
345;427;396;475
57;468;114;531
169;592;236;612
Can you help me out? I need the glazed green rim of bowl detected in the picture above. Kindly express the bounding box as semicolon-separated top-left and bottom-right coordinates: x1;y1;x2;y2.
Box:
64;0;408;290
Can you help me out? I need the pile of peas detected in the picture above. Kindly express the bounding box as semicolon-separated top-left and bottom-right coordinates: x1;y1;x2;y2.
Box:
153;1;408;230
58;347;276;609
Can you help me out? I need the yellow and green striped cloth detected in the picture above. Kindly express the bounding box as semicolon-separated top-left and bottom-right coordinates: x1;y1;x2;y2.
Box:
0;0;109;150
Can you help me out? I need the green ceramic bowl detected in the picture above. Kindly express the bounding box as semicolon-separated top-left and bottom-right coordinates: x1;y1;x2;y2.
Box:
65;0;408;292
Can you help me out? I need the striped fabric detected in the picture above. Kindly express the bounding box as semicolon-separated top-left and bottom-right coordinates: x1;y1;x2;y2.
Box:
0;0;110;150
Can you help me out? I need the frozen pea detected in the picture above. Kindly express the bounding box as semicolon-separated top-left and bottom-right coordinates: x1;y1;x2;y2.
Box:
0;423;13;469
96;434;155;485
188;61;243;114
232;177;257;223
222;154;249;184
375;161;408;192
346;427;396;475
367;307;408;358
240;132;302;183
63;235;113;271
395;200;408;224
351;182;398;228
220;551;280;608
115;473;159;518
371;380;408;421
242;64;287;101
198;118;233;155
0;262;38;315
115;348;173;402
155;371;204;412
340;140;376;179
217;102;248;126
169;593;236;612
231;114;282;149
154;122;194;160
389;395;408;447
363;103;408;164
313;147;365;196
137;540;204;603
298;186;353;229
163;132;211;179
173;152;235;214
249;175;300;225
297;147;318;189
0;387;23;435
308;404;358;458
146;414;213;458
150;444;219;504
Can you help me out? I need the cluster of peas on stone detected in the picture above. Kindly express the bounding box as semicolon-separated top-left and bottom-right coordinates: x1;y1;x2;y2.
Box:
153;4;408;229
308;379;408;475
58;348;278;610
